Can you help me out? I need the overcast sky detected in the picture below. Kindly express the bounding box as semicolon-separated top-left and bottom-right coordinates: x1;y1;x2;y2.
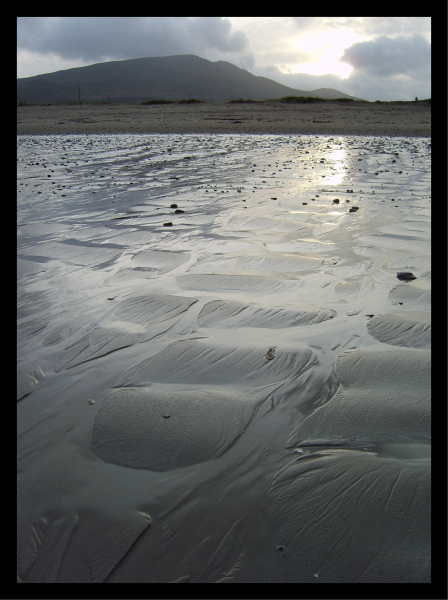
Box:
17;17;431;101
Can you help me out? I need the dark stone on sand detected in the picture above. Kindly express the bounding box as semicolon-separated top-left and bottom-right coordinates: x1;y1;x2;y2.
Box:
163;222;173;227
397;272;417;281
333;199;340;204
170;203;178;208
174;209;184;213
349;206;359;213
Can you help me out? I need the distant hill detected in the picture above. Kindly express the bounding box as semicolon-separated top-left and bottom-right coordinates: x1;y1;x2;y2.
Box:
17;54;361;104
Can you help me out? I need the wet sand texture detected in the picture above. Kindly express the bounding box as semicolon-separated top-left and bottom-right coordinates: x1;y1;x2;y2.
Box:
268;449;430;583
17;509;151;583
17;133;431;583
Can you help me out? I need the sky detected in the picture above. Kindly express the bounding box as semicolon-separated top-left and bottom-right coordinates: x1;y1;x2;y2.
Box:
17;17;431;101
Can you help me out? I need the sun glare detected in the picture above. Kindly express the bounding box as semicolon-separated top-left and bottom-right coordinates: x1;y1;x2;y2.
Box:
291;30;363;78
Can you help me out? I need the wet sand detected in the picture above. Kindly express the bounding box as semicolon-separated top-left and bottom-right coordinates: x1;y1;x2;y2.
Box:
17;132;431;584
17;100;431;137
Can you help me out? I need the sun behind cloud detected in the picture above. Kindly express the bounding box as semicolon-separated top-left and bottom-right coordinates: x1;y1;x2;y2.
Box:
290;30;364;78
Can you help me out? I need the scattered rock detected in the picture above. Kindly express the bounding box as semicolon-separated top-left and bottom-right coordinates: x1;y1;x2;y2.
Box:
170;203;178;208
163;222;173;227
397;272;417;282
349;206;359;213
333;199;340;204
266;347;276;360
174;209;184;214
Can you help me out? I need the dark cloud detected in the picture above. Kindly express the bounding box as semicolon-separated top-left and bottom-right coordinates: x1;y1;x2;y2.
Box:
340;34;430;78
17;17;251;64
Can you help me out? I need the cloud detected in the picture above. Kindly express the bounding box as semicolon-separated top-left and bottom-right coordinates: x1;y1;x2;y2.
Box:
262;66;351;93
290;16;430;39
340;34;430;77
17;17;251;64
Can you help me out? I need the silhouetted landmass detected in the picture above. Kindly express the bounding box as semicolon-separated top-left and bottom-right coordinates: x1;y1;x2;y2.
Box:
17;54;361;105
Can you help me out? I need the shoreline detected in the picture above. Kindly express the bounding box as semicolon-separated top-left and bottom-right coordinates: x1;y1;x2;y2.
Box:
17;100;431;137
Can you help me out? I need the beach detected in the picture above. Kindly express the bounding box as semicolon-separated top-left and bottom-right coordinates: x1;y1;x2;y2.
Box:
17;128;431;583
17;100;431;137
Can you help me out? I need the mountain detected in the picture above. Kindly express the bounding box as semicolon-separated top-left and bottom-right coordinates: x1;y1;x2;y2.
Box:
17;54;359;104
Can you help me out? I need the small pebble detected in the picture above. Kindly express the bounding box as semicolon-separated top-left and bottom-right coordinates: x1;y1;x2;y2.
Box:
397;272;417;281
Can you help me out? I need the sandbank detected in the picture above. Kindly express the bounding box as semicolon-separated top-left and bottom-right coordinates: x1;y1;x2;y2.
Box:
17;100;431;137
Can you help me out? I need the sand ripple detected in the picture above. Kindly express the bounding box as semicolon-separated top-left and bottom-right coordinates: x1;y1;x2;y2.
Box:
177;273;300;294
114;338;318;389
268;449;430;583
197;299;335;329
367;311;431;348
288;347;430;449
55;327;139;371
115;293;197;327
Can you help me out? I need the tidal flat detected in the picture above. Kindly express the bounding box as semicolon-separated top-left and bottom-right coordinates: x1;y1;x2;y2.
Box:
17;133;431;583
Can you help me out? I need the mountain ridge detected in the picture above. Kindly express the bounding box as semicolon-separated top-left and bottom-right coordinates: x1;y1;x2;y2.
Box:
17;54;362;104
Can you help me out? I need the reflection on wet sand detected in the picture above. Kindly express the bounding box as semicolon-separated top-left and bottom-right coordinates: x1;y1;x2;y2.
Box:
18;133;431;583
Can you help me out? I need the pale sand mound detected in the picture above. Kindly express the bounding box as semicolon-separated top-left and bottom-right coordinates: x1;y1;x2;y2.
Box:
388;284;431;309
367;311;431;348
113;338;318;388
177;273;300;294
197;299;335;329
130;249;190;273
26;240;122;267
91;388;256;470
288;347;430;447
268;449;430;583
189;253;321;275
